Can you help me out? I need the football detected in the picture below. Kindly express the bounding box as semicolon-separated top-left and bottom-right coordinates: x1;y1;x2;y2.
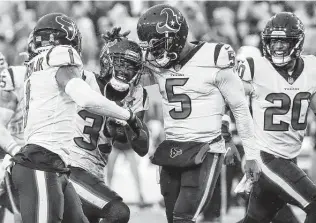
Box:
105;117;128;143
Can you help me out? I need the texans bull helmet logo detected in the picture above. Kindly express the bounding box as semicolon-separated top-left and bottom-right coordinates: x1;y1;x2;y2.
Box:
156;8;182;34
55;15;78;41
170;147;182;158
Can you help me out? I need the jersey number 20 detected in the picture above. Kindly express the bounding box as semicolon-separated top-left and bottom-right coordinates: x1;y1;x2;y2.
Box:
264;92;311;131
165;78;192;119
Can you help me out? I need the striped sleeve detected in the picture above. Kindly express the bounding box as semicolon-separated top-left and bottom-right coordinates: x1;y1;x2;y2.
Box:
236;56;255;81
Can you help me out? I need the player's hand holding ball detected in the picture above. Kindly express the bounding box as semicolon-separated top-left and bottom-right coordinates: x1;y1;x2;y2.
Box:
105;117;128;143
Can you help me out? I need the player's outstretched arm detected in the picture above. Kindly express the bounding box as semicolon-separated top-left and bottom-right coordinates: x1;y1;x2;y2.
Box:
56;66;134;121
0;91;20;156
215;68;261;181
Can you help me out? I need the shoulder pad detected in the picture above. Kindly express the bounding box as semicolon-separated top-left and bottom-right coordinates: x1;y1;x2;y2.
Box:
236;56;255;81
46;45;82;68
0;68;15;91
187;43;235;68
214;43;236;68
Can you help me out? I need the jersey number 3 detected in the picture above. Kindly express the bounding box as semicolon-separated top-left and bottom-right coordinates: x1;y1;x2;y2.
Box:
165;78;192;119
74;110;104;151
264;92;311;131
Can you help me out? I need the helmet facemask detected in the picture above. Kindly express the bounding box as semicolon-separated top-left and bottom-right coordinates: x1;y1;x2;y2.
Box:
34;29;82;55
142;33;179;68
100;53;142;93
263;35;304;67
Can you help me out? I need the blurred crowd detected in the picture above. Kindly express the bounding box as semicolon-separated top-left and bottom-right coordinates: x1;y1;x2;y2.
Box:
1;0;316;220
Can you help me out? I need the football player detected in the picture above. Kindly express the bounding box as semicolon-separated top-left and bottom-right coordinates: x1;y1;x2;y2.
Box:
67;38;149;223
134;4;260;223
0;52;25;222
237;12;316;223
9;13;139;223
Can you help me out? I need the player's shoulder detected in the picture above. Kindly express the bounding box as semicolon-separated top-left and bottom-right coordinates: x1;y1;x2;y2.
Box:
301;54;316;64
193;42;235;68
28;45;82;69
0;65;26;91
45;45;82;67
236;47;266;82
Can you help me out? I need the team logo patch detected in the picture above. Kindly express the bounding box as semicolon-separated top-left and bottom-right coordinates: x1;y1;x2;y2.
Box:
55;16;77;41
156;8;182;34
170;147;182;158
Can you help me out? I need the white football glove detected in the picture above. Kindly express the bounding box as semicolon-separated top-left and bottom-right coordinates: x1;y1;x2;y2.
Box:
0;155;13;196
234;174;253;196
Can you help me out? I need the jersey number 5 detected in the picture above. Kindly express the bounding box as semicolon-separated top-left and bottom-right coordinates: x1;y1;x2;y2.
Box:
264;92;311;131
165;78;192;119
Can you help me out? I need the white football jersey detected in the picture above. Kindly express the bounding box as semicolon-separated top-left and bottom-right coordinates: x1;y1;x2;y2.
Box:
0;66;26;146
148;42;235;152
238;55;316;159
69;72;149;179
24;45;83;163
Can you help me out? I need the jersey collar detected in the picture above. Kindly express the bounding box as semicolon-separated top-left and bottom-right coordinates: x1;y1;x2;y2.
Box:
172;41;205;71
274;57;304;85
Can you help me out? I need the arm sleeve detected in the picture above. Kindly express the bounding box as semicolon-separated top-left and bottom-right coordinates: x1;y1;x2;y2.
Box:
215;68;259;160
65;78;131;120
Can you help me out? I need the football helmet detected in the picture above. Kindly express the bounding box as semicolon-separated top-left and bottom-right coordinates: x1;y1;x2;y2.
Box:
27;31;36;61
137;4;188;68
33;13;82;54
262;12;304;66
99;39;143;95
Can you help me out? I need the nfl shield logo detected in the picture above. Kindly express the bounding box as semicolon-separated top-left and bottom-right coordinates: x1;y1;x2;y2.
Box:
288;77;294;84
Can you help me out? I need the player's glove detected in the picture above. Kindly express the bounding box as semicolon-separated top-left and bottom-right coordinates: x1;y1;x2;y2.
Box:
105;117;128;143
234;174;253;199
127;110;142;138
101;27;131;43
0;155;13;196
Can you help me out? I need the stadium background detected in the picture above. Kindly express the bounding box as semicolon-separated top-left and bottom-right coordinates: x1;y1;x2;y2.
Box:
1;1;316;222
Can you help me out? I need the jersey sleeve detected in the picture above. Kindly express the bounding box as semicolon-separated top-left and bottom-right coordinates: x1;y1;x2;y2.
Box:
46;45;82;68
130;86;149;113
236;56;255;82
0;68;15;91
214;43;236;68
